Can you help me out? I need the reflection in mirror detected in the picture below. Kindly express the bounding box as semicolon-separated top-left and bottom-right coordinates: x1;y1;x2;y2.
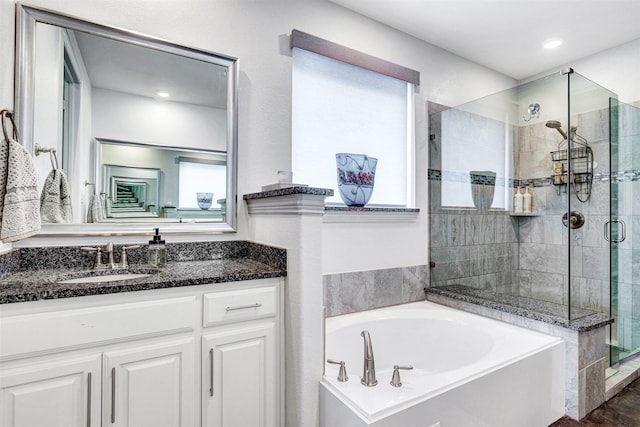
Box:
15;5;238;234
94;139;227;222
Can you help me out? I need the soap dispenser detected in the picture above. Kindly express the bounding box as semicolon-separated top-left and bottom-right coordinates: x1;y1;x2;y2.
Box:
148;228;166;268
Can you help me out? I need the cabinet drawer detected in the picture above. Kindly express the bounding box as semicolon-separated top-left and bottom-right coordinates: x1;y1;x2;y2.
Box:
0;297;196;360
203;286;276;327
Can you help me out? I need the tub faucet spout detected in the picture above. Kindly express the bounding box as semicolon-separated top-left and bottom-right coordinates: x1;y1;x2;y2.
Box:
361;330;378;386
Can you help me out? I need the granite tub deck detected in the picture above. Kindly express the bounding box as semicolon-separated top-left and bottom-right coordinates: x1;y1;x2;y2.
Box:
0;241;286;304
425;284;613;421
425;284;611;331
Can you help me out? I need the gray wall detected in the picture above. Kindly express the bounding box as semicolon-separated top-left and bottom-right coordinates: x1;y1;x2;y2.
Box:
323;265;429;317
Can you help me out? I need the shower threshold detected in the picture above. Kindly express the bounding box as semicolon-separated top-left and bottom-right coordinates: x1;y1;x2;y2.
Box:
606;353;640;400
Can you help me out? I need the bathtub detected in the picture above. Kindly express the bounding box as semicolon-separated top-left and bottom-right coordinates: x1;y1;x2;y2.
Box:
320;301;565;427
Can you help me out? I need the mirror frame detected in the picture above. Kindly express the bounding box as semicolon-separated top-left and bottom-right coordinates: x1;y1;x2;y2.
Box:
15;4;238;236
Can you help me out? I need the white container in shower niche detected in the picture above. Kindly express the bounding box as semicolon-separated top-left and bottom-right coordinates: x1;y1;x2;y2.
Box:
469;171;496;211
523;187;532;213
513;187;524;213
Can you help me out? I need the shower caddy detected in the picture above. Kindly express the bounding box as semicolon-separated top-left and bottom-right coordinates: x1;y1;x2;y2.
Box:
550;127;593;202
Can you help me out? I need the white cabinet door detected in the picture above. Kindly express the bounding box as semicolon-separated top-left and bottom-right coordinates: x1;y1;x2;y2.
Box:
103;337;195;427
0;354;101;427
203;321;277;427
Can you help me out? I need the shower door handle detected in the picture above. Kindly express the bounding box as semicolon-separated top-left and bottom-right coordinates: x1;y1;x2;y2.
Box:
605;219;626;243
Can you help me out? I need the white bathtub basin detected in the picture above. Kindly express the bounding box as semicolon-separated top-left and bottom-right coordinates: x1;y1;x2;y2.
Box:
321;301;565;427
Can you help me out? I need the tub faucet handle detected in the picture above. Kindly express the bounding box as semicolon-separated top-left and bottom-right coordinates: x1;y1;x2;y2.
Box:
327;359;348;382
390;365;413;387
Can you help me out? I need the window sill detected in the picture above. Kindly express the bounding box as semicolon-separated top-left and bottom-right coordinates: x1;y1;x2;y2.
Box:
323;206;420;223
243;188;419;222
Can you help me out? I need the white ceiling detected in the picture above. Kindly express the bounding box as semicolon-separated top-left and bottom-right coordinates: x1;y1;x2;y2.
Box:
329;0;640;80
74;31;228;109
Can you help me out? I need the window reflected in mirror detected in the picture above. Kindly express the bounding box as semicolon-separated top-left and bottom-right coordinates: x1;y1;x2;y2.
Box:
95;139;226;222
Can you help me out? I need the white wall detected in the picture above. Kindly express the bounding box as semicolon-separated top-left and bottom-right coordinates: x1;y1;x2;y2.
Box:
524;38;640;104
0;0;516;262
32;23;62;196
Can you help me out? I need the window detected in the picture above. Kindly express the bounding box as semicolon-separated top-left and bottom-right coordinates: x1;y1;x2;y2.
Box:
440;108;512;210
291;33;417;207
178;159;226;209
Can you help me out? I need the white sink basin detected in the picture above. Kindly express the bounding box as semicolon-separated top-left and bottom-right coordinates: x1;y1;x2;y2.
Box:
57;273;151;284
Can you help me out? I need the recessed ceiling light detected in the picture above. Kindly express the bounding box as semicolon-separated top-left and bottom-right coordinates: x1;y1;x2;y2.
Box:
543;38;563;49
156;91;170;98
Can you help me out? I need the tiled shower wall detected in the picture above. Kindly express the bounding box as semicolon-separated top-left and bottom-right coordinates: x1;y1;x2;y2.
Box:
428;101;615;317
428;104;519;293
516;109;611;314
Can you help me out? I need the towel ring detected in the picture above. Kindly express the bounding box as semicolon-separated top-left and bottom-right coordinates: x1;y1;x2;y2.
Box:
35;144;59;170
1;109;19;142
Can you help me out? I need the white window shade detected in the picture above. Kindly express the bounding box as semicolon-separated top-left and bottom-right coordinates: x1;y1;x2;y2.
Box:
178;161;226;209
292;48;412;206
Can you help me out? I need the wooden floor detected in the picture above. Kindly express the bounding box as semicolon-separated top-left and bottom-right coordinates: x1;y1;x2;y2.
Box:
549;377;640;426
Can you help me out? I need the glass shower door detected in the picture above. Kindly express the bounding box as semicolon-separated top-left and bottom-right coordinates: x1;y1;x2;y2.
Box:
610;99;640;366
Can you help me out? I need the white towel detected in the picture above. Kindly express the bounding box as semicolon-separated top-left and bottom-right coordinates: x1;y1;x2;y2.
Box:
0;137;41;242
86;192;104;223
40;169;73;223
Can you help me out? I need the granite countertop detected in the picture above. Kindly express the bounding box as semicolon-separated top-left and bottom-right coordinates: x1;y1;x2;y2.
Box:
0;259;285;304
0;241;287;304
426;284;613;332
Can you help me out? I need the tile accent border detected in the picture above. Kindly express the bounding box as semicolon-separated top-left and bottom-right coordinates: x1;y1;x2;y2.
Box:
428;168;640;188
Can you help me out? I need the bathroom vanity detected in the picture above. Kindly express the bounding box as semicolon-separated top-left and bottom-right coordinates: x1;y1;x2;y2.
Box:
0;242;286;427
0;3;290;425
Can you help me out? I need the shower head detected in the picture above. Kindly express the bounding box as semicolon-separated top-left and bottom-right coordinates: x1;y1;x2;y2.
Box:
523;103;540;122
545;120;567;139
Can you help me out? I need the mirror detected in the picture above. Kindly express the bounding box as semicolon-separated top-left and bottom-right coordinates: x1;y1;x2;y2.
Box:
15;4;238;235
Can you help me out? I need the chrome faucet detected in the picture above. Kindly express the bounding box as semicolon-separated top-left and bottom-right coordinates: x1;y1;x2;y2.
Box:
105;242;116;269
361;330;377;386
81;243;140;270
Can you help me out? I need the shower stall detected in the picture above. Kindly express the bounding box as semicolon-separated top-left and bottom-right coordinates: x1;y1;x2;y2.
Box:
428;69;640;368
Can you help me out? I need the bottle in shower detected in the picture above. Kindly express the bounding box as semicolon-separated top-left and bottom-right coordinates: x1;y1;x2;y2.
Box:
513;187;524;213
523;187;532;213
148;228;166;267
